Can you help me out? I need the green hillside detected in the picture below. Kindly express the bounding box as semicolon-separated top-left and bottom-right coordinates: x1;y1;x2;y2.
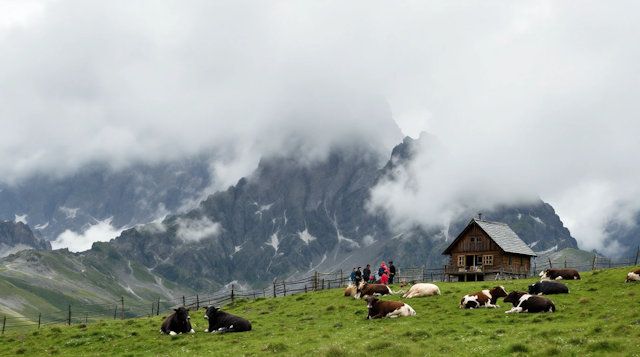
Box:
1;266;639;356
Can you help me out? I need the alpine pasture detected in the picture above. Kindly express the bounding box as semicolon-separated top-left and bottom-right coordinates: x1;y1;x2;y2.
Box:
1;267;639;356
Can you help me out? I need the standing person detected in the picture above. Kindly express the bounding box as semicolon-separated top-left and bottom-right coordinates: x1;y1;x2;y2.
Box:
388;261;396;284
354;267;363;287
363;264;371;283
380;271;389;285
378;262;387;279
350;268;356;284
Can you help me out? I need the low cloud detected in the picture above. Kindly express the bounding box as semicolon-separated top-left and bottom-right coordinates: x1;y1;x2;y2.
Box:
52;218;124;252
176;216;221;242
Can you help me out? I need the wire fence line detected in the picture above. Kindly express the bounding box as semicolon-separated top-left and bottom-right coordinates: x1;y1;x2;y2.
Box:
2;251;639;334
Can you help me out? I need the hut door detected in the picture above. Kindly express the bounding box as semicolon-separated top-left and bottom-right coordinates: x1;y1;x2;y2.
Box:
465;255;474;268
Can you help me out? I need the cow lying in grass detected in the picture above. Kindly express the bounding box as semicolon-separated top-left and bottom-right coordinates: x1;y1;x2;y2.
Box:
528;280;569;295
459;286;507;309
504;291;556;313
402;283;441;298
539;268;580;280
203;306;252;333
365;296;416;319
626;268;640;282
160;307;194;335
344;284;358;297
354;281;394;299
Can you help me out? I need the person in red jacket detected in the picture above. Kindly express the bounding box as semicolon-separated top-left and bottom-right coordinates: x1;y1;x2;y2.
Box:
379;272;389;285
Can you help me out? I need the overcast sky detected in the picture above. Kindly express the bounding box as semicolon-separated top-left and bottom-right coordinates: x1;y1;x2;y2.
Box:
2;1;639;255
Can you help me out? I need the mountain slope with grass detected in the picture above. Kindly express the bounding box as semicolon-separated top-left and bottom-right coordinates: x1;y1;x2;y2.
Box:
1;266;638;356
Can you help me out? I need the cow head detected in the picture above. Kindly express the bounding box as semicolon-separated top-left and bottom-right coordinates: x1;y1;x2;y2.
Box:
173;307;190;321
366;296;379;309
493;286;508;298
503;291;526;304
527;283;538;295
203;306;220;320
357;280;367;290
539;269;550;280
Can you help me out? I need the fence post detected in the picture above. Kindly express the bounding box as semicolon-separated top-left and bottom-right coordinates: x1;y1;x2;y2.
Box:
592;255;597;270
114;305;117;320
38;313;41;330
635;247;639;266
422;266;425;282
305;285;307;293
564;259;567;268
121;296;125;320
548;257;552;269
157;298;160;315
231;285;235;303
151;302;154;317
283;281;286;296
197;295;200;310
68;305;72;326
182;296;185;307
340;270;343;288
322;279;325;290
2;316;5;335
273;279;277;298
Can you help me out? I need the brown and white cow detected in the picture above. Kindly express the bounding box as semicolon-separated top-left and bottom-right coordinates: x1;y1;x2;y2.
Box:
626;268;640;282
539;268;580;281
503;291;555;313
365;296;416;319
459;286;508;309
402;283;441;298
355;281;393;299
344;284;358;297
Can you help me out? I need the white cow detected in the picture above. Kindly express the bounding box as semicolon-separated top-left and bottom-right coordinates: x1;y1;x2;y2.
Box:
402;283;441;298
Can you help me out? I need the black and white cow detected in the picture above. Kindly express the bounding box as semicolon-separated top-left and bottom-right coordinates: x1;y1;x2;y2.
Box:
528;280;569;295
202;306;252;333
365;296;416;319
160;307;194;335
503;291;555;313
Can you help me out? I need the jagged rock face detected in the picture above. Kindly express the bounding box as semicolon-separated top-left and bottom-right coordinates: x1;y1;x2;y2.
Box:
0;221;51;257
0;158;213;241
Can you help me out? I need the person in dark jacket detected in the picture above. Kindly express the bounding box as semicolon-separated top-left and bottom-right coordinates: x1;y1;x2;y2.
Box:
354;267;363;286
363;264;371;282
378;262;387;279
388;261;396;284
350;268;356;283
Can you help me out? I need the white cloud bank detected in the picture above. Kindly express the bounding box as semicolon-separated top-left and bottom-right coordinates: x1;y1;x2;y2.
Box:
52;218;124;252
1;1;640;254
176;217;221;242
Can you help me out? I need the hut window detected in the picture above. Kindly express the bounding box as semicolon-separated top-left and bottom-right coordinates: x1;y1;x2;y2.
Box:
508;257;512;266
470;237;475;242
458;256;465;266
484;255;493;265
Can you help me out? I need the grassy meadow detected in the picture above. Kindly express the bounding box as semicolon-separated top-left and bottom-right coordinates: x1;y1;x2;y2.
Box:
1;266;639;356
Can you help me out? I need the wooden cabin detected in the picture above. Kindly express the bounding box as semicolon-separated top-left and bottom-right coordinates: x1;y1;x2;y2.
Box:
442;218;536;281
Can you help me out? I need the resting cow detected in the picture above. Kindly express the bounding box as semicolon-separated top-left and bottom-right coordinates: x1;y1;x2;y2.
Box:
626;268;640;282
504;291;555;313
402;283;441;298
539;268;580;281
365;296;416;319
355;282;393;299
203;306;252;333
160;307;194;335
459;286;507;309
344;284;358;297
528;280;569;295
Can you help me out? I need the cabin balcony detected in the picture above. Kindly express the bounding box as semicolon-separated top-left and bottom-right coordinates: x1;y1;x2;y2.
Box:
443;265;530;276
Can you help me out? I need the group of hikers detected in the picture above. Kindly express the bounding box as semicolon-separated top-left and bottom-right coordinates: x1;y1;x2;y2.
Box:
350;261;395;286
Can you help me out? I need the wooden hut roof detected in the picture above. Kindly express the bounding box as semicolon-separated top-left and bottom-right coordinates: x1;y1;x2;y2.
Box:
442;219;537;257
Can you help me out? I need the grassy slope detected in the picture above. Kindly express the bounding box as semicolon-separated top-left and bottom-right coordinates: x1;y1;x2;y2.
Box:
0;266;639;357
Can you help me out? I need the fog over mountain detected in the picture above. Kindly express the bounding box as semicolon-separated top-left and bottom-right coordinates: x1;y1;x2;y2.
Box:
1;1;640;255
